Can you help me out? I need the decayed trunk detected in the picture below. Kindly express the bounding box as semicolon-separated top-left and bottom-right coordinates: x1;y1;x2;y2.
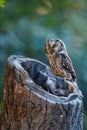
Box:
0;55;83;130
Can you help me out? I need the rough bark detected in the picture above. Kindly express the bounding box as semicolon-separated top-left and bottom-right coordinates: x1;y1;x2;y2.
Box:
0;55;83;130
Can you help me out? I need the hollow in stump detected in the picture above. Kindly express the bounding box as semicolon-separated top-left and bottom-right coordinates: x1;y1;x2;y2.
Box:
0;55;83;130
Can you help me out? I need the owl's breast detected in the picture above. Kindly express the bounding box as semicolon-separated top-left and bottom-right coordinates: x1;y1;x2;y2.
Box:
49;56;72;80
48;57;64;77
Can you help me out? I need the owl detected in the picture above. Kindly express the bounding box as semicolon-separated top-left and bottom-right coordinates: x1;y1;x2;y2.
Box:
45;39;77;92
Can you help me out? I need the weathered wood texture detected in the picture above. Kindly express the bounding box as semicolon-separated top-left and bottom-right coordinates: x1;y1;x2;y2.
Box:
0;55;83;130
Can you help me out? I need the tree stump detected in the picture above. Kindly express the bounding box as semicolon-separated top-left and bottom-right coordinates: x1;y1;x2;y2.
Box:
0;55;83;130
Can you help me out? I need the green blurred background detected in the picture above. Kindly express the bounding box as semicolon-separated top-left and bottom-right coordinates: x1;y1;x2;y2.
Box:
0;0;87;129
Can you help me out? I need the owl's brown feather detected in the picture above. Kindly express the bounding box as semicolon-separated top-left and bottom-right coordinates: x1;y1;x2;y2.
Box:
45;39;77;93
59;53;76;81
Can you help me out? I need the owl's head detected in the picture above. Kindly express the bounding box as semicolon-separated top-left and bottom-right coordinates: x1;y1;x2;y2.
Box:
45;39;66;56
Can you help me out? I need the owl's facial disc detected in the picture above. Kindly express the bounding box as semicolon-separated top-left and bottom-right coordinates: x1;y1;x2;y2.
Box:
53;39;66;52
45;39;66;56
45;40;54;55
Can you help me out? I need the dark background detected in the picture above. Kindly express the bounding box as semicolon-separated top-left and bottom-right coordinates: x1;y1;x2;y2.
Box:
0;0;87;129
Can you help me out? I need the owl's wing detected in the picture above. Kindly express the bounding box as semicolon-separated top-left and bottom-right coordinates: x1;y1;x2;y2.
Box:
60;53;76;81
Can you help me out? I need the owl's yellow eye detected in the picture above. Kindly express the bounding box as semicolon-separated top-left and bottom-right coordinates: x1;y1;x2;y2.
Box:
52;44;58;48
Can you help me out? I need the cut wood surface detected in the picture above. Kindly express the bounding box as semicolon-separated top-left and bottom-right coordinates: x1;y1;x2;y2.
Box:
0;55;83;130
